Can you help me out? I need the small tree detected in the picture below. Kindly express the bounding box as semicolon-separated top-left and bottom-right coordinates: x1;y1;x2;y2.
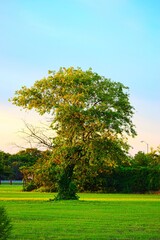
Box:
11;67;136;199
0;206;12;240
0;151;11;180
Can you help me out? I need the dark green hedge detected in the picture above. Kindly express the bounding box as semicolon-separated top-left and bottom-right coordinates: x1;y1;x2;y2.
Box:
103;166;160;193
76;166;160;193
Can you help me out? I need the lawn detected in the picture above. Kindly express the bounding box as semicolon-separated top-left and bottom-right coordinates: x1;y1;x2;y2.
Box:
0;184;160;239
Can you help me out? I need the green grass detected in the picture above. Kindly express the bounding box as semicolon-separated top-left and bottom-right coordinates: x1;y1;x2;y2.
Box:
0;184;54;200
0;184;160;239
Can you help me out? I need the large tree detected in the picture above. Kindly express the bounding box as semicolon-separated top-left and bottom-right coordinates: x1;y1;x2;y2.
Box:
11;67;136;199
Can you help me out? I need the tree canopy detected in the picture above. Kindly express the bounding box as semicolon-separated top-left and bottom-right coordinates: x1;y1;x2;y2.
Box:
11;67;136;199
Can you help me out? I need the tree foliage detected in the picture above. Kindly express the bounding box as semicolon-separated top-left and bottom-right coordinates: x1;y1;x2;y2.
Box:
11;67;136;199
0;151;11;180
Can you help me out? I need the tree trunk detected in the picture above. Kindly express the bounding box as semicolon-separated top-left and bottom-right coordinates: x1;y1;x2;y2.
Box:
55;164;79;200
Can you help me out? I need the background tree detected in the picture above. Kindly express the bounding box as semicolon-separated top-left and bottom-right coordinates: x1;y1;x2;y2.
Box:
0;148;43;182
7;148;42;181
0;151;11;180
11;67;136;199
21;150;58;192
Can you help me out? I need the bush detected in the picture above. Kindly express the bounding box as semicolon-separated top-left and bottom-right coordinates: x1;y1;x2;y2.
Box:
23;181;37;191
0;206;12;240
35;185;57;192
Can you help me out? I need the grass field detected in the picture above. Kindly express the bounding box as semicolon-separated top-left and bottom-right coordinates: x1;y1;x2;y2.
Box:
0;184;160;239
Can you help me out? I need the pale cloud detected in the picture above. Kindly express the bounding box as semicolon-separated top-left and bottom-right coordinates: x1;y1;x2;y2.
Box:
129;116;160;155
128;96;160;155
0;97;160;156
0;103;49;153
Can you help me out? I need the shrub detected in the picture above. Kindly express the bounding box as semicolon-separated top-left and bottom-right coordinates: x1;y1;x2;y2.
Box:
0;206;12;240
23;181;37;191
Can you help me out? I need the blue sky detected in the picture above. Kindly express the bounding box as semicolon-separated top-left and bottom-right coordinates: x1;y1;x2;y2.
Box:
0;0;160;154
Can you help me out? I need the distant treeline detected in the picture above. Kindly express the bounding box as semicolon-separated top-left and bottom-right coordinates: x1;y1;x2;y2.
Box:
0;148;160;193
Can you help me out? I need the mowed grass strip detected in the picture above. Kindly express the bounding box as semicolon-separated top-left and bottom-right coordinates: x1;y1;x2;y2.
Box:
1;184;160;201
0;184;54;200
0;185;160;239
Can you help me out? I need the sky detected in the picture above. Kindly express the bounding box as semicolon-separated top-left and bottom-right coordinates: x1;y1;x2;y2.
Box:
0;0;160;155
